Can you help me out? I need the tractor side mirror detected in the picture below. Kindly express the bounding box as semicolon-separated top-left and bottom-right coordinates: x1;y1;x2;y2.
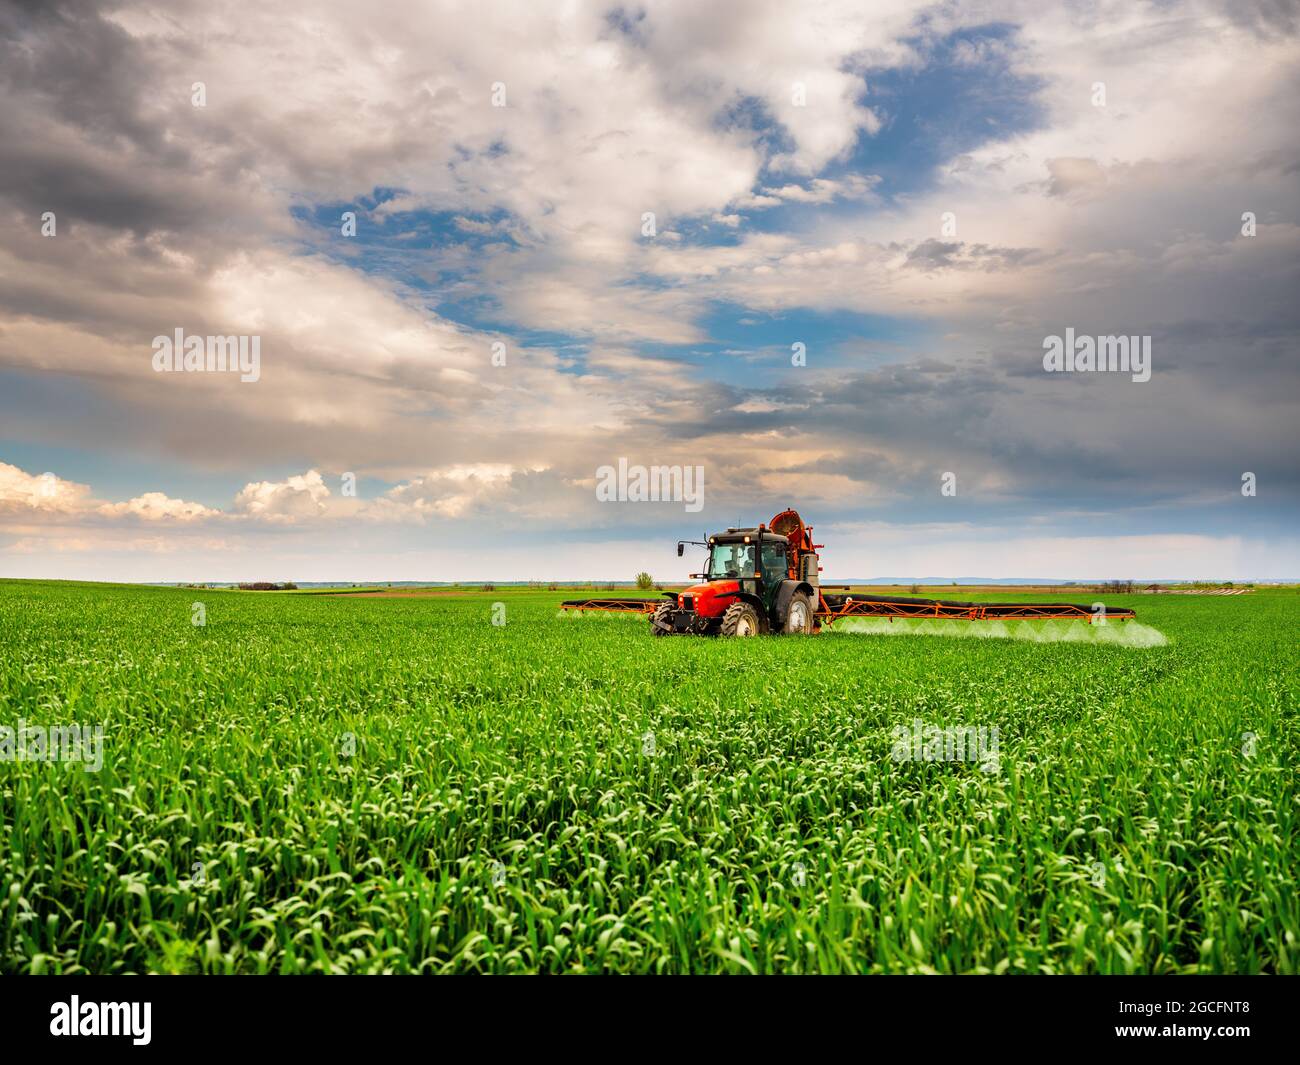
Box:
677;543;684;556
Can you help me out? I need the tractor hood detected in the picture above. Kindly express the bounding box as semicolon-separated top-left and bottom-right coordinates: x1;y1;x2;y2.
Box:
680;579;741;618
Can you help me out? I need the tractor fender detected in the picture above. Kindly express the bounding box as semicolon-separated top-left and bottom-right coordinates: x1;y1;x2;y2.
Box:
722;590;770;633
729;590;767;616
774;579;816;625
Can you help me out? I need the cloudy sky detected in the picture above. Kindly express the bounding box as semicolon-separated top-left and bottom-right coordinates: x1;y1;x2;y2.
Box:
1;0;1296;582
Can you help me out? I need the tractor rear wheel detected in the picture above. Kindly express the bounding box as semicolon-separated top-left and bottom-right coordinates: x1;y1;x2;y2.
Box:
651;602;673;636
783;591;814;634
720;601;762;637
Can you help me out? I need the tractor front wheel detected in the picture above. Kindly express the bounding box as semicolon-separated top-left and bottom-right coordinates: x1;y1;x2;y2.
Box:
783;591;814;634
651;602;673;636
720;601;762;637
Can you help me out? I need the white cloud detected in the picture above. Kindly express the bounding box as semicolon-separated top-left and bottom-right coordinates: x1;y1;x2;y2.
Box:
0;463;93;514
759;175;881;205
97;492;219;522
232;470;332;522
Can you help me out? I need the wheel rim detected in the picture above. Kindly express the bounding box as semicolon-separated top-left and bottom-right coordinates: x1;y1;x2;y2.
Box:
736;614;755;636
790;602;807;630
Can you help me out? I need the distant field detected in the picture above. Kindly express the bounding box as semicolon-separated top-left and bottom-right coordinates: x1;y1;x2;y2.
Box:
0;579;1295;973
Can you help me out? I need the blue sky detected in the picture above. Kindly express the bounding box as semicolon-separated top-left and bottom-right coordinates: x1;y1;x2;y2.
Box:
0;0;1296;581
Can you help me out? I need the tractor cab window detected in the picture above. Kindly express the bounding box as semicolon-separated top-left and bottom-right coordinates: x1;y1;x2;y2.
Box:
760;542;789;579
707;543;755;579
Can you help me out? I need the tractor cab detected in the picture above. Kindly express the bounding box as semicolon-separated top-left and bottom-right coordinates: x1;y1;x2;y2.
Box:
704;529;790;583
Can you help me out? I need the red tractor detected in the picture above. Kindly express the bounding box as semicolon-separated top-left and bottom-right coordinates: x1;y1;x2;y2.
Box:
650;508;821;635
561;508;1135;635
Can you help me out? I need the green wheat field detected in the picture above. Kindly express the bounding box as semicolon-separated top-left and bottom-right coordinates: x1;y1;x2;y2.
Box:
0;580;1295;974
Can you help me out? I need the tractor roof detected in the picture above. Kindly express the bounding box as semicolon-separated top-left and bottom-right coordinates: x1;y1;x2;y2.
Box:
709;529;788;545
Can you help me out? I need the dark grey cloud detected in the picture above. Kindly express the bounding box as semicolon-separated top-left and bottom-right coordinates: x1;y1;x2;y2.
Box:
902;238;1046;272
0;0;272;239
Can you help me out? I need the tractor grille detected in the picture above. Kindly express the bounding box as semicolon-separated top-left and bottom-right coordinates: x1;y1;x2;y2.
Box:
681;595;694;611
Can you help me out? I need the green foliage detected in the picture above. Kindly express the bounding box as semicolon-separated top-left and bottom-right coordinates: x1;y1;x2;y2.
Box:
635;572;654;590
0;581;1295;974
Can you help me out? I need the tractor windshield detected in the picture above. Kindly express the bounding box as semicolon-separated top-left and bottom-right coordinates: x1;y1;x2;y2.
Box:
707;543;756;579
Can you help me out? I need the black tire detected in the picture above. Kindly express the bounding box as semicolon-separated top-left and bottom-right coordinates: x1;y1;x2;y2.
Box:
782;591;814;634
720;600;762;637
651;602;673;636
